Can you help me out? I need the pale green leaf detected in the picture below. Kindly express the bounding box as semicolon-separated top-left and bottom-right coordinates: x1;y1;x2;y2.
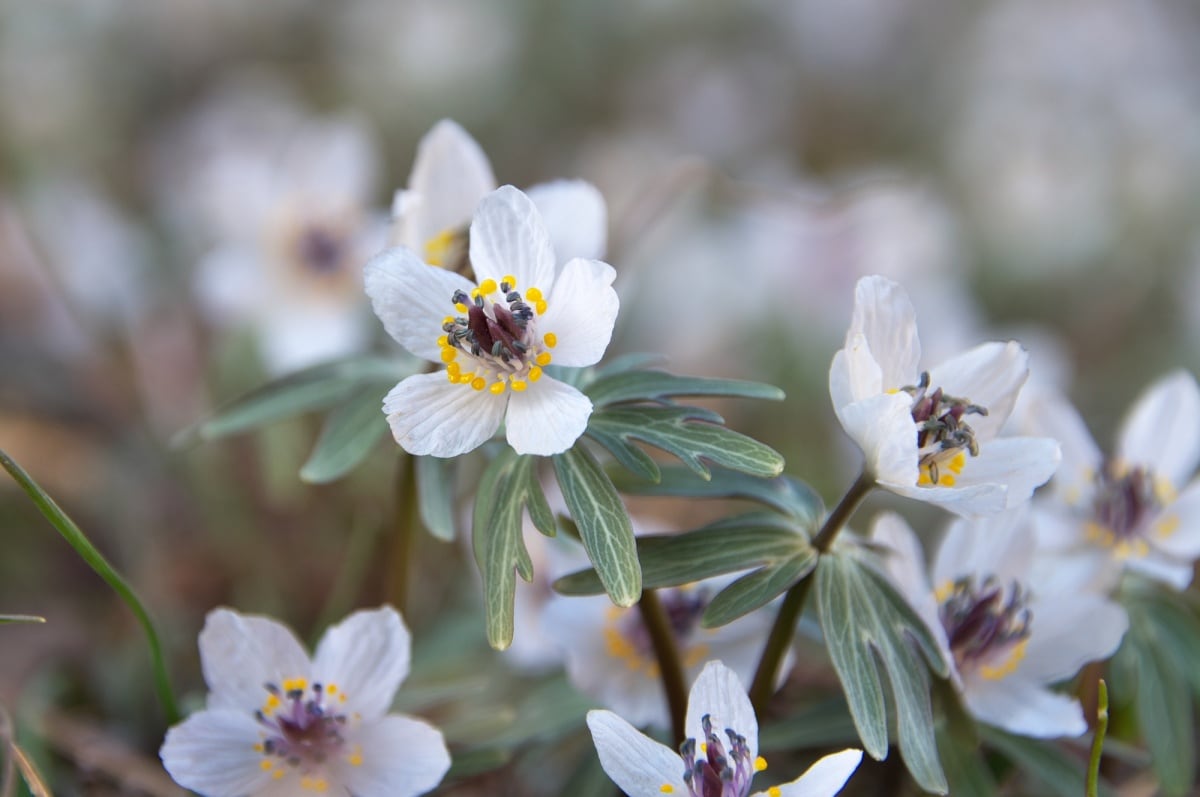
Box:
417;455;457;542
611;466;824;525
0;615;45;625
701;551;816;628
553;446;641;607
473;452;536;650
585;369;785;407
758;698;860;752
980;726;1114;797
299;386;389;483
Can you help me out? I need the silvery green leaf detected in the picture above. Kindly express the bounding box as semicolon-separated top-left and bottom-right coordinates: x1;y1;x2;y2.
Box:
585;369;785;407
611;465;823;526
299;386;389;483
417;455;457;542
701;550;817;628
980;726;1114;797
473;452;536;650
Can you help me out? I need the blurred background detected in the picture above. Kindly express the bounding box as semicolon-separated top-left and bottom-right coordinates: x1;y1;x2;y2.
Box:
2;0;1199;793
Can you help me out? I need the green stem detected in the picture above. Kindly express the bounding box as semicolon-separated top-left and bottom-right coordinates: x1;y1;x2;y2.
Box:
0;449;180;724
748;470;874;712
1087;679;1109;797
386;453;418;617
638;589;688;746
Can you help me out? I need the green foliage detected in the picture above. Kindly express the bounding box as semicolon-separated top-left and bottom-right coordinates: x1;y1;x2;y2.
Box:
0;615;45;625
416;455;458;542
611;465;824;526
701;550;816;627
584;369;785;407
472;451;537;651
980;726;1112;797
815;550;950;794
553;446;641;607
758;697;861;752
299;386;390;483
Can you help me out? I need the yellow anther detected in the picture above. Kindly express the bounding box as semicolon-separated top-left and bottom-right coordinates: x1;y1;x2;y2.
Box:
529;366;543;382
442;315;455;325
272;770;284;780
348;750;364;767
525;287;543;301
1157;516;1181;538
326;684;338;694
447;362;461;378
437;335;448;347
535;299;548;315
478;278;498;295
502;274;517;288
455;302;468;314
471;377;486;391
660;786;674;794
253;743;264;752
940;474;957;487
425;229;457;267
283;677;307;692
536;352;552;366
754;756;768;772
980;639;1028;680
543;332;557;348
511;380;528;392
490;381;507;395
768;788;781;797
264;694;281;711
260;760;274;771
440;348;457;363
460;371;475;385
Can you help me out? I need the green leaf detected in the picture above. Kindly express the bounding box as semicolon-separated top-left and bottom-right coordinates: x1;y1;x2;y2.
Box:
701;551;816;628
553;515;807;596
816;552;949;794
936;723;996;797
585;369;785;407
181;356;412;442
611;466;824;525
524;463;556;536
0;449;179;723
416;455;458;542
589;352;668;379
758;697;861;752
473;452;536;650
980;726;1114;797
587;406;785;480
1115;588;1196;795
553;446;641;607
0;615;45;625
299;387;389;483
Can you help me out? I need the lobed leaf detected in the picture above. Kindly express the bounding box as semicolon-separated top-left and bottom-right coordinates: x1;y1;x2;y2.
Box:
587;405;785;480
611;465;824;526
472;451;536;650
585;368;785;408
816;551;949;794
701;550;817;628
553;446;640;607
416;455;457;542
299;386;390;483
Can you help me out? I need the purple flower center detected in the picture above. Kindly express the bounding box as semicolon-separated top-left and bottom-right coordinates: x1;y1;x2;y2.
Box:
1091;460;1163;541
254;679;353;781
939;576;1031;679
902;371;988;487
679;715;759;797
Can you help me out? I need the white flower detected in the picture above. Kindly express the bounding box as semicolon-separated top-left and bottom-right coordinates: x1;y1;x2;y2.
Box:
542;579;786;729
391;118;606;269
160;606;449;797
1022;371;1200;590
829;275;1060;517
365;185;619;457
871;510;1128;738
587;660;862;797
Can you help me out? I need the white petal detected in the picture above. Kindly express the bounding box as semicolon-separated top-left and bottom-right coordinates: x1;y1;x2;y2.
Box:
928;341;1029;440
587;711;685;795
685;660;758;761
335;715;450;797
397;119;495;252
364;247;476;361
829;334;886;411
869;514;947;656
1021;594;1127;683
199;609;311;712
504;375;592;456
933;510;1033;588
1125;549;1195;590
469;186;556;292
383;372;506;457
964;679;1086;738
884;479;1009;518
312;607;411;721
160;709;271;797
768;749;864;797
1013;387;1102;505
257;302;367;376
526;179;608;262
284;115;378;206
954;437;1061;509
847;276;921;390
193;246;267;326
836;392;919;486
537;257;618;367
1118;370;1200;488
1153;481;1200;560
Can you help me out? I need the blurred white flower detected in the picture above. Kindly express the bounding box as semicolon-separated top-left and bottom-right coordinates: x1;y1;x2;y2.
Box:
829;275;1060;517
160;606;449;797
391;118;607;270
871;510;1128;738
587;660;862;797
156;82;384;374
543;578;783;730
366;185;618;457
1022;371;1200;590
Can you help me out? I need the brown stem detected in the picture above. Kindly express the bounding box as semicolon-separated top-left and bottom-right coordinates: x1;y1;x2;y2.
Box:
638;589;688;746
385;453;418;617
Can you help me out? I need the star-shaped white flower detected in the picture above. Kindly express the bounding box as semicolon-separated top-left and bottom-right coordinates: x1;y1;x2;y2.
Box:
366;184;619;457
160;606;449;797
829;275;1060;517
1022;371;1200;589
391;118;606;270
587;660;862;797
871;510;1128;738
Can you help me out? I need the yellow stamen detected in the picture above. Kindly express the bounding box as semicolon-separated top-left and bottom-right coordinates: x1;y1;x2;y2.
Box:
979;639;1028;680
478;278;498;295
536;352;552;366
455;302;468;314
260;760;274;771
543;332;557;348
447;362;461;378
348;750;364;767
659;786;674;794
754;756;768;772
471;377;486;391
768;788;781;797
525;287;543;301
511;380;528;392
529;366;543;382
437;335;448;347
272;770;284;780
489;381;506;395
283;677;307;692
442;315;455;325
424;229;456;266
1157;515;1181;539
440;347;457;363
502;274;517;288
535;299;547;315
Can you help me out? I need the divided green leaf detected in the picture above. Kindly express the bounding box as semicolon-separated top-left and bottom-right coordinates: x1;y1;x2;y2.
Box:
701;550;816;628
585;369;785;408
299;386;390;483
416;455;458;542
472;452;537;650
553;446;641;607
611;465;824;525
816;551;950;794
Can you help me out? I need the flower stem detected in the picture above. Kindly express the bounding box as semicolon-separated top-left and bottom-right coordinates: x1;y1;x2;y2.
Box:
1087;679;1109;797
386;453;418;617
748;470;874;712
638;589;688;746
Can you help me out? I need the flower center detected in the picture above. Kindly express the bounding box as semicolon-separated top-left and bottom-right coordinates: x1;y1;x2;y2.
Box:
674;715;769;797
253;678;362;789
439;276;557;395
1084;459;1177;558
902;371;988;487
424;225;470;274
603;588;712;678
296;225;348;274
937;576;1031;681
